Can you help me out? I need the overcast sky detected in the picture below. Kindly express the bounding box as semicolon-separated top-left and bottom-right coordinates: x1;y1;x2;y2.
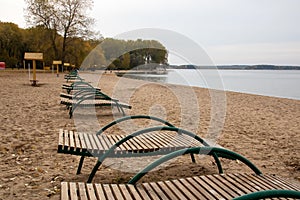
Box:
1;0;300;65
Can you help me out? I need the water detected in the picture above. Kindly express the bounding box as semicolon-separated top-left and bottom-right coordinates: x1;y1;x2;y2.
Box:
123;69;300;100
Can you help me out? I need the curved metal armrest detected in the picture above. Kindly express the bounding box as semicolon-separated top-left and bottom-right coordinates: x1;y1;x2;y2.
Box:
128;146;262;184
96;115;175;135
87;126;212;183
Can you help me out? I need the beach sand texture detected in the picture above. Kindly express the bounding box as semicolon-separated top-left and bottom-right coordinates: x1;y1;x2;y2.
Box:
0;71;299;199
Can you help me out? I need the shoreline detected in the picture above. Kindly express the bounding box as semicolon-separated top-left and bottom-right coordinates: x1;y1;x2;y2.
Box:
0;71;299;199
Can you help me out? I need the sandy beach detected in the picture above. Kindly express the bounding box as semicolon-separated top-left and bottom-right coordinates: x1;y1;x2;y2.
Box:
0;70;299;199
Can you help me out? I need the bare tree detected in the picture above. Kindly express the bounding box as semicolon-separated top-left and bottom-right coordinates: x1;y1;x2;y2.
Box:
24;0;96;64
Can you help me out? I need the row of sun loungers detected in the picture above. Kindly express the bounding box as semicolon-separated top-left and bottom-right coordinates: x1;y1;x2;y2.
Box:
57;71;300;199
60;78;132;118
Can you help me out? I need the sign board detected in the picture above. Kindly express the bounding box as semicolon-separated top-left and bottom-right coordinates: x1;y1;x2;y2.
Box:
53;60;62;65
24;52;43;60
64;63;70;67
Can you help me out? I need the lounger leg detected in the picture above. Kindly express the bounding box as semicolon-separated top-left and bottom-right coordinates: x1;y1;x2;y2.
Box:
190;153;196;163
76;156;85;174
119;107;126;116
212;153;223;174
69;107;73;118
87;160;103;183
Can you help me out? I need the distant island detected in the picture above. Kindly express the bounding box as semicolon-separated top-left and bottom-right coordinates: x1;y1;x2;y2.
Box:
170;64;300;70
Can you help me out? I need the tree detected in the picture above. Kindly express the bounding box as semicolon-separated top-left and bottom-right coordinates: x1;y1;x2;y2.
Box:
24;0;97;65
0;22;24;67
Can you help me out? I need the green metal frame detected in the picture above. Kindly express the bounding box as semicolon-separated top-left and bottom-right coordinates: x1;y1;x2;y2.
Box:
96;115;176;135
87;127;222;183
76;115;176;174
69;90;131;118
232;190;300;200
66;75;84;82
64;81;97;94
127;146;262;184
60;88;101;101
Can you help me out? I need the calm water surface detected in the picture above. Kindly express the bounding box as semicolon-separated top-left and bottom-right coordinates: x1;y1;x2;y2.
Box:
124;69;300;100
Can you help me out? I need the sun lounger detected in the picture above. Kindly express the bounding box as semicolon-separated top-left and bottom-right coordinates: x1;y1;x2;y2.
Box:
61;175;300;200
62;81;100;94
60;88;102;101
57;115;218;176
61;147;300;200
60;90;131;118
64;70;84;82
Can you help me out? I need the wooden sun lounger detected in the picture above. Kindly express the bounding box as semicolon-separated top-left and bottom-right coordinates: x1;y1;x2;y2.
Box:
60;90;131;118
60;147;300;199
57;116;214;176
61;174;300;200
62;81;100;94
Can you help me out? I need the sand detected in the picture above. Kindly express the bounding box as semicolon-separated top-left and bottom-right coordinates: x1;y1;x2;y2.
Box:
0;70;299;199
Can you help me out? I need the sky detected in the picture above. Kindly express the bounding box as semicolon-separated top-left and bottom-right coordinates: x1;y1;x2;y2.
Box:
1;0;300;65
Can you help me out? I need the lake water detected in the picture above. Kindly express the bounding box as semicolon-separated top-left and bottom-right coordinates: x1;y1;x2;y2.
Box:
123;69;300;100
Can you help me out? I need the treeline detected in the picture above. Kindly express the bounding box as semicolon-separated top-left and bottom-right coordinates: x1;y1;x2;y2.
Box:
0;21;168;70
83;38;168;70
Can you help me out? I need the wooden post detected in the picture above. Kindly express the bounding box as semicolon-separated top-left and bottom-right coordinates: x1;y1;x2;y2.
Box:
32;60;37;86
56;64;59;77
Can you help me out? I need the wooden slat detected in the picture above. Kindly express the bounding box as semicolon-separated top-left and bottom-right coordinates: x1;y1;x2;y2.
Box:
64;130;70;151
171;179;197;199
163;134;189;147
58;129;64;151
69;131;75;151
103;184;115;200
78;182;88;200
265;175;300;190
226;173;258;193
70;182;78;200
147;133;171;149
133;136;153;151
61;182;69;200
83;133;93;151
130;137;146;152
258;176;296;190
141;133;163;148
111;184;125;200
94;184;107;200
86;184;97;200
78;132;87;151
127;185;145;200
157;181;180;200
187;177;216;199
138;135;159;150
92;134;105;155
248;174;284;190
119;185;133;200
74;131;82;152
109;135;127;152
141;183;161;200
192;176;224;199
200;175;233;199
179;178;210;199
117;136;139;153
238;174;270;191
212;174;245;197
149;182;169;199
101;135;114;152
88;133;98;154
174;134;195;147
163;180;188;200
